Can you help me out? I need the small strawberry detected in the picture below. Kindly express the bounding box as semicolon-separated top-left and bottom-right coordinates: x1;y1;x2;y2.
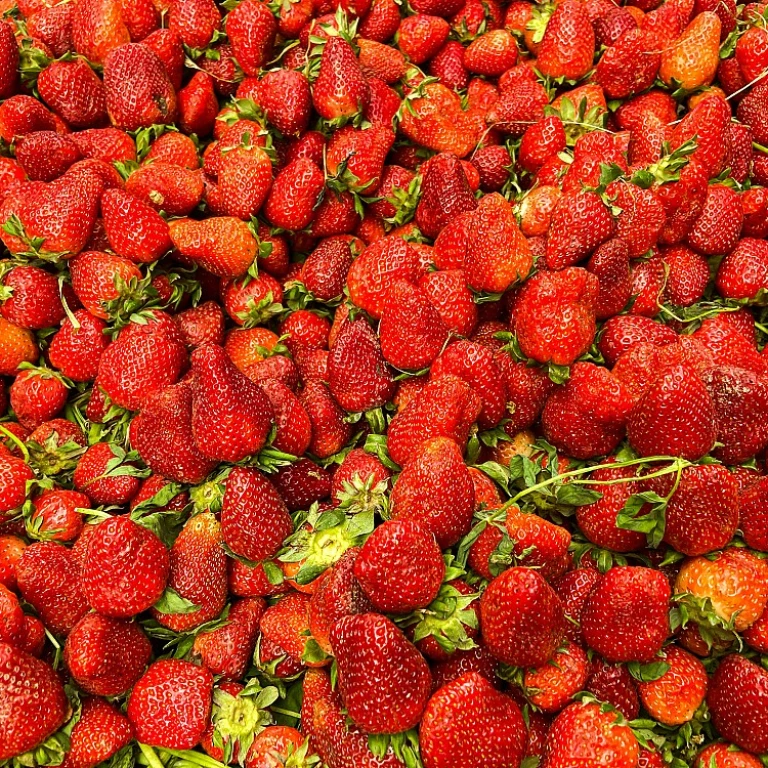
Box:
299;380;353;458
263;159;325;232
581;566;671;662
330;613;432;734
168;0;221;49
169;217;256;279
101;188;172;264
128;660;214;749
716;237;768;301
63;698;133;768
27;489;89;543
9;367;69;430
695;744;764;768
126;163;203;216
398;14;450;63
686;184;743;255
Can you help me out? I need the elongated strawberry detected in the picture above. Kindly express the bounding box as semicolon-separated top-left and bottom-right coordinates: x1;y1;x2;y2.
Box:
226;0;276;76
312;37;370;121
537;0;595;80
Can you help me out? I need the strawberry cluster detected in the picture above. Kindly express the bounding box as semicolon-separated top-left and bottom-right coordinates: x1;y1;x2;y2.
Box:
1;0;768;764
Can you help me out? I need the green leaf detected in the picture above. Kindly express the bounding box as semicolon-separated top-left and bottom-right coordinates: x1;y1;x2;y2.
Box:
627;660;670;682
153;587;200;615
555;485;603;507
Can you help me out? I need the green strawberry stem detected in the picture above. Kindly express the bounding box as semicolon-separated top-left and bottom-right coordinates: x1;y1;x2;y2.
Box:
138;744;167;768
158;749;229;768
0;424;30;463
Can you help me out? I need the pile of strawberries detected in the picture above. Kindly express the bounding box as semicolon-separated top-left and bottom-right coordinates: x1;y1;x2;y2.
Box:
2;0;768;762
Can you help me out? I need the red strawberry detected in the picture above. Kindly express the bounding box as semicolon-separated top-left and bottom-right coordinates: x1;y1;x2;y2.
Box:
716;237;768;300
0;23;18;100
330;613;432;734
662;245;710;306
257;378;312;456
415;153;477;239
28;489;88;543
299;380;353;458
587;238;632;319
480;568;565;667
686;184;743;255
169;217;256;278
126;163;203;216
524;642;590;713
15;132;82;183
0;535;25;591
301;237;356;301
73;442;141;506
695;744;763;768
152;512;227;632
581;566;671;662
537;0;595;79
740;476;768;552
193;598;265;680
226;0;276;76
627;364;716;460
272;458;331;511
64;612;152;696
543;701;638;768
64;698;133;768
9;367;68;430
207;146;273;221
16;541;90;635
516;267;599;367
420;672;526;768
101;188;171;263
128;659;214;749
263;158;325;231
353;519;443;613
312;37;369;121
168;0;221;48
585;657;640;720
1;266;70;331
221;467;293;562
81;516;170;618
707;655;768;755
190;344;274;462
398;14;450;63
0;644;69;761
387;374;482;466
419;269;478;337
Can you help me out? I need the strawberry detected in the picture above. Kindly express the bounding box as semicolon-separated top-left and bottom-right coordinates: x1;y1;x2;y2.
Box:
125;163;203;216
71;0;130;63
15;132;82;183
0;535;25;591
48;311;107;382
637;645;707;726
627;364;717;460
379;279;449;371
740;476;768;552
0;319;39;376
515;267;599;367
98;313;187;411
312;37;369;121
10;368;69;430
299;380;353;458
595;28;660;99
387;374;481;466
0;96;57;144
0;644;69;761
524;642;589;713
0;170;101;259
152;512;227;631
716;238;768;300
695;744;764;768
64;698;133;768
587;238;632;319
263;158;325;231
300;237;355;301
330;613;432;733
353;519;444;613
675;548;768;632
103;43;177;130
390;436;475;547
0;23;17;100
481;568;565;667
81;516;170;618
0;584;24;647
686;184;743;255
660;12;720;90
398;14;450;63
221;467;293;562
327;316;395;412
662;244;709;306
190;344;273;462
28;489;88;543
415;152;477;239
207;146;273;221
272;458;331;511
168;0;221;49
250;70;312;136
346;236;421;318
193;598;265;680
174;302;225;349
419;269;478;337
463;29;517;76
16;541;90;635
64;613;151;695
101;188;172;263
585;657;640;720
707;655;768;755
257;379;312;456
543;701;638;768
1;265;70;331
145;132;199;168
226;0;276;76
68;250;142;320
581;566;671;662
537;0;595;80
542;362;632;459
128;659;214;749
420;672;526;768
169;217;256;279
598;314;678;367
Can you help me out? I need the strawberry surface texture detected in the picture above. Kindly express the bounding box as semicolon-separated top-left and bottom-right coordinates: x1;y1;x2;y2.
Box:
2;0;768;766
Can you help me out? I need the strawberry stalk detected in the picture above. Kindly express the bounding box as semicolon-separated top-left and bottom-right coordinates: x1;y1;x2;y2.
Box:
0;423;30;462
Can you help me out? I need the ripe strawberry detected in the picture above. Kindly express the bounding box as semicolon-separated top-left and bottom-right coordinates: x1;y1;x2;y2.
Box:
9;368;69;430
193;597;265;680
695;744;764;768
65;613;151;695
168;0;221;48
716;238;768;300
516;267;599;367
708;655;768;755
169;217;256;278
481;568;565;667
415;153;477;240
598;314;678;367
330;613;431;734
46;311;107;382
675;548;768;632
0;535;25;591
256;379;312;457
300;237;355;301
152;512;227;632
627;364;716;460
0;319;39;376
71;0;130;63
128;659;214;749
740;476;768;552
0;170;101;259
0;23;18;100
398;14;450;63
207;146;273;221
582;566;671;662
584;657;640;720
327;316;395;412
190;344;273;462
14;132;82;183
16;541;90;635
312;37;369;120
537;0;595;80
263;158;325;231
660;12;720;90
28;489;88;543
221;467;293;562
68;250;142;320
1;265;70;331
126;163;203;216
418;269;478;337
81;516;170;618
0;644;69;761
637;645;707;726
420;672;526;768
543;701;638;768
272;458;331;512
686;184;743;255
387;374;482;466
226;0;276;76
0;584;24;647
299;380;353;458
101;188;172;263
353;519;443;613
524;642;590;713
64;698;133;768
0;96;57;144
